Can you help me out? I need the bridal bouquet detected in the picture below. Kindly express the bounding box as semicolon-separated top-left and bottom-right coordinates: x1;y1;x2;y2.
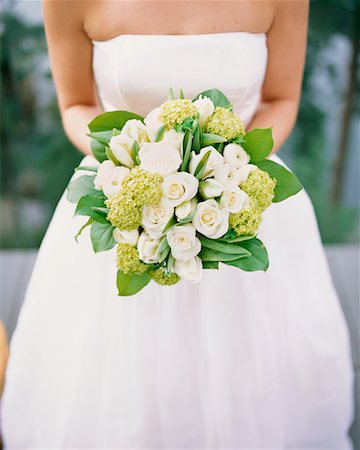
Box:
67;88;302;296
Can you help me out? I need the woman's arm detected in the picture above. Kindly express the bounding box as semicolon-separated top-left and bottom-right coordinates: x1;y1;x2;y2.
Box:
43;1;308;156
248;1;309;154
43;1;102;155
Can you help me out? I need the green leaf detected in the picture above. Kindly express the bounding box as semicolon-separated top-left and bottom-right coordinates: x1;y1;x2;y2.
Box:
255;159;302;202
194;150;211;179
161;215;177;236
201;132;227;147
75;194;108;224
178;130;185;159
158;237;171;263
155;125;166;142
224;238;269;271
159;249;171;264
216;142;225;154
166;253;175;273
193;88;231;107
219;234;255;244
199;236;251;256
178;214;195;224
105;146;119;165
177;200;197;224
117;270;151;296
221;227;237;240
88;111;144;132
132;140;140;165
67;175;98;204
179;88;185;99
168;87;175;100
91;206;109;215
90;139;107;163
191;118;198;133
192;121;201;152
158;235;169;254
180;130;193;172
177;117;195;133
241;128;274;162
74;166;98;173
202;260;219;270
90;221;117;253
75;218;94;242
87;130;113;145
221;228;255;242
191;119;201;152
231;135;246;145
199;247;244;262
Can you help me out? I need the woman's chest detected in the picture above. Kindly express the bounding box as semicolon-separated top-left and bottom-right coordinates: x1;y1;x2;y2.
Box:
84;0;274;41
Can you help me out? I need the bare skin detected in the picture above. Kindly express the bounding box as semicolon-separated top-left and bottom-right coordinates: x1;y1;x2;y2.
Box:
42;0;309;156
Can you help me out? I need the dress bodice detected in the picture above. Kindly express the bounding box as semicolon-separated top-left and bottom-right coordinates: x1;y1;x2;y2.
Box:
92;32;268;127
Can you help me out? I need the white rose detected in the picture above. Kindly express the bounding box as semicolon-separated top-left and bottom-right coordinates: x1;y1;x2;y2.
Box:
188;146;223;179
109;134;135;168
95;162;130;198
163;129;184;154
223;143;250;168
137;231;161;264
220;186;250;213
173;256;203;283
167;223;201;261
138;141;182;176
175;198;197;221
144;107;163;142
113;228;139;246
193;198;229;239
94;160;116;190
213;163;242;187
237;164;257;184
121;119;148;143
193;96;215;127
142;199;174;239
199;178;225;199
162;172;199;207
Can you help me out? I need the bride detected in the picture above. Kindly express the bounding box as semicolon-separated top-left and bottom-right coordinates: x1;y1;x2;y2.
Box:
1;1;354;448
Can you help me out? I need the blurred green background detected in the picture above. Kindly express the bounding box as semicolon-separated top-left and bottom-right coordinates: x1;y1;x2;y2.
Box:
0;0;359;248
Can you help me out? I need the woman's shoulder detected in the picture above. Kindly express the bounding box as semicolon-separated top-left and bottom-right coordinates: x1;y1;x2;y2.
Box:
42;0;86;28
272;0;310;20
42;0;308;43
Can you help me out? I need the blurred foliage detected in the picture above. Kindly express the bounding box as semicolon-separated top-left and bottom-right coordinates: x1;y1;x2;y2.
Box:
279;0;360;243
0;6;82;247
0;1;359;248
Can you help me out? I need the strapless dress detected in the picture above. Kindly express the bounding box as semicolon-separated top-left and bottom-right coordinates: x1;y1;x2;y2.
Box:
1;32;354;449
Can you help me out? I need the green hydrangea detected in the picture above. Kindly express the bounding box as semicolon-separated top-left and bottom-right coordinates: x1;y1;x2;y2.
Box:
229;203;263;236
159;99;197;128
106;168;163;230
121;167;163;206
149;268;180;286
106;194;142;230
240;168;276;212
116;243;148;274
205;107;245;140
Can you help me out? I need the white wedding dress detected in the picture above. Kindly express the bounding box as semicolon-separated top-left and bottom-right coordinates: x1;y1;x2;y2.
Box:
1;32;355;449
